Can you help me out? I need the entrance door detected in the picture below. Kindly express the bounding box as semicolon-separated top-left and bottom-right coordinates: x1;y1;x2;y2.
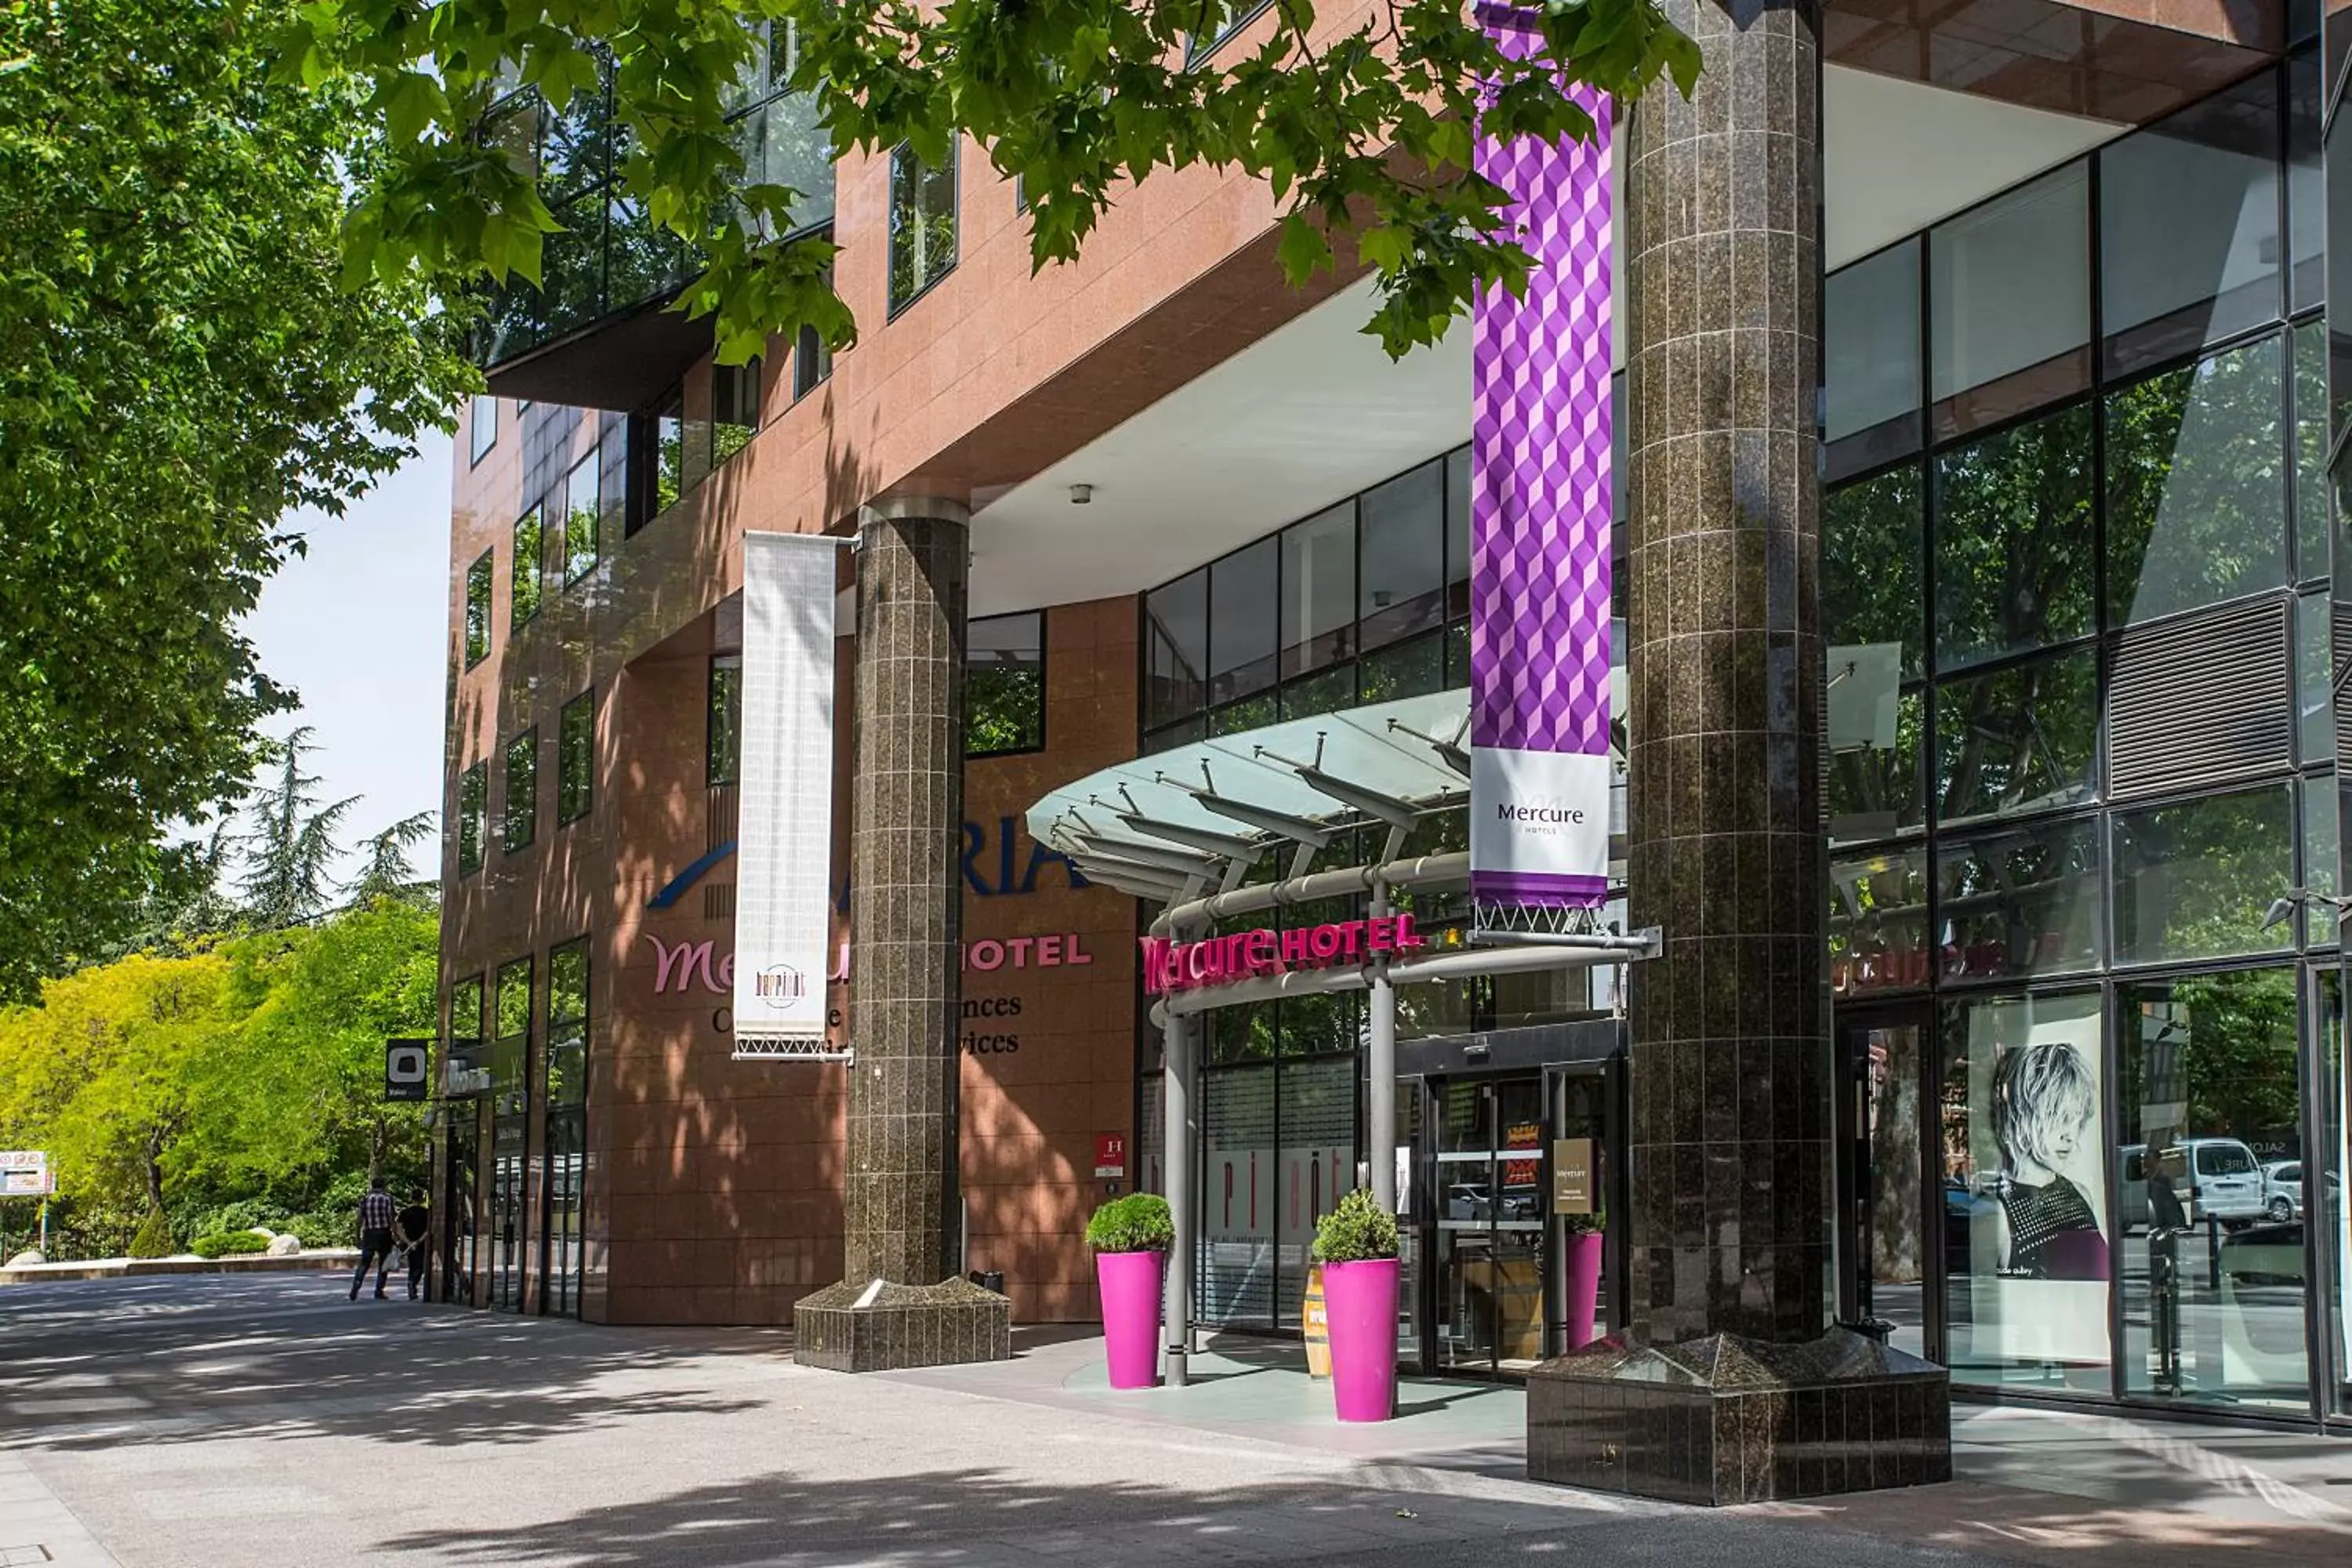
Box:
489;1116;526;1312
1431;1076;1549;1373
1835;1003;1934;1359
442;1109;479;1305
1544;1062;1620;1355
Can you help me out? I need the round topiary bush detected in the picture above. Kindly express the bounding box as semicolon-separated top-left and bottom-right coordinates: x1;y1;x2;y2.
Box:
1084;1193;1174;1254
191;1230;272;1260
1311;1187;1399;1263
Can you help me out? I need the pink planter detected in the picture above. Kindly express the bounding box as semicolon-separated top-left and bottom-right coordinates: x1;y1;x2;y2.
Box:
1095;1248;1165;1389
1562;1230;1605;1351
1321;1256;1399;1422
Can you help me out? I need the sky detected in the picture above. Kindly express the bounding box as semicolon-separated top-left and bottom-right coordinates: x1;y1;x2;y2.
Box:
236;430;452;884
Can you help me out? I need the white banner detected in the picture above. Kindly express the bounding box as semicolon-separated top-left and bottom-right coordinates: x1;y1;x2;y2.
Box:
1468;748;1613;906
733;533;839;1050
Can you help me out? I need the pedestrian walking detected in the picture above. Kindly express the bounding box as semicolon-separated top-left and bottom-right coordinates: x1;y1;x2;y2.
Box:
394;1196;431;1301
350;1178;398;1301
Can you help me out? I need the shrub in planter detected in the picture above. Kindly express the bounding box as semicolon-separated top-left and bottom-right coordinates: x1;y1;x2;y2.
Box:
127;1208;175;1260
191;1231;272;1260
1311;1189;1400;1422
1087;1194;1173;1389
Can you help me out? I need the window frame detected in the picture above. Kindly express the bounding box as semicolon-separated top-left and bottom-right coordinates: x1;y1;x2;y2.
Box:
503;728;539;855
464;550;495;670
511;503;544;631
967;610;1048;759
470;395;499;465
557;688;596;826
458;760;488;877
887;140;960;318
564;442;604;587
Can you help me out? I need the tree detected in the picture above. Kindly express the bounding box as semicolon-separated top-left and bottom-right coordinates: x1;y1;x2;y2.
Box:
296;0;1697;364
345;810;437;907
0;0;474;999
238;728;359;929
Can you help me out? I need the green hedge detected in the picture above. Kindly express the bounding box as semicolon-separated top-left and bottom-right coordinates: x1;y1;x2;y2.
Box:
191;1230;271;1259
1084;1193;1173;1253
126;1208;175;1259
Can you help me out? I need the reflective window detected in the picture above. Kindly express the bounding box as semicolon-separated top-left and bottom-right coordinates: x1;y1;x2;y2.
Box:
1210;538;1278;704
2328;108;2352;431
712;359;760;466
1446;447;1471;619
558;688;594;825
1828;846;1931;995
2321;971;2351;1416
1359;460;1446;652
1929;163;2091;439
458;761;487;877
2303;775;2339;944
510;505;543;630
2298;592;2333;764
495;955;534;1042
1280;662;1356;720
2294;319;2331;584
503;730;538;855
1281;503;1355;677
449;974;485;1047
2104;336;2286;629
793;322;832;401
464;550;494;669
1940;989;2112;1392
1824;465;1925;679
1825;239;1922;477
2117;971;2310;1410
1935;818;2103;980
1359;630;1446;706
564;446;602;586
707;655;742;787
2100;73;2281;377
2288;53;2324;314
968;611;1045;757
2113;784;2296;964
1145;568;1208;728
1200;1065;1275;1327
889;143;958;314
1829;688;1922;844
470;395;498;464
1933;403;2097;669
1934;651;2099;826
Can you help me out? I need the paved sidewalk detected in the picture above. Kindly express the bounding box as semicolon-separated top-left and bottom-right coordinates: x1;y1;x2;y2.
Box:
0;1274;2343;1567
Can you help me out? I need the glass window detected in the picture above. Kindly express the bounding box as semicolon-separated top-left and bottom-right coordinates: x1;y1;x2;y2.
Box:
1936;818;2103;980
503;730;538;854
2099;73;2281;377
1828;846;1931;996
1359;630;1446;706
2105;336;2286;629
889;142;958;314
1445;446;1471;619
2289;53;2324;314
636;384;684;530
2294;318;2330;584
470;394;498;464
1280;502;1355;677
458;761;487;876
1933;650;2099;826
464;550;494;669
1929;162;2091;439
1187;0;1272;60
1824;465;1926;679
968;611;1045;757
2117;970;2310;1409
1210;691;1277;737
1145;568;1208;728
1824;239;1922;475
1279;662;1356;720
547;937;589;1108
2304;773;2339;944
1933;403;2097;669
2297;592;2332;764
564;446;602;586
1940;989;2112;1392
511;505;543;630
2328;110;2352;433
2321;967;2352;1416
2113;784;2296;964
793;322;832;401
708;655;742;786
1359;461;1446;652
558;688;594;825
1210;538;1278;704
449;974;485;1047
1276;1055;1356;1327
713;358;760;466
1829;688;1923;844
495;955;533;1040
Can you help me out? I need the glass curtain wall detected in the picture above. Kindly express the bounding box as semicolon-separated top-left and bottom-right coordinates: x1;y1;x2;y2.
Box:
1830;53;2337;1417
490;955;534;1314
2323;0;2352;1420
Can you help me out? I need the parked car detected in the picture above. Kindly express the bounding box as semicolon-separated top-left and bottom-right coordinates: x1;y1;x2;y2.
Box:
2117;1138;2267;1231
2258;1161;2340;1222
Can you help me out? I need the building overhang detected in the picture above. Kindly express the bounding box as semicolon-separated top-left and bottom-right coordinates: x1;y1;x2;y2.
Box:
481;288;713;412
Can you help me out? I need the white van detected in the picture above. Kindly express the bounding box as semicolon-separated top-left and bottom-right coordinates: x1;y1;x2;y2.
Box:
2117;1138;2267;1230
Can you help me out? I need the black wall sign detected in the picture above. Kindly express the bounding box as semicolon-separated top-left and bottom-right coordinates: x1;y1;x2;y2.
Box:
384;1038;431;1102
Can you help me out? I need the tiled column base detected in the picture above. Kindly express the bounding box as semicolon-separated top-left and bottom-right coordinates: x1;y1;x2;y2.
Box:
1527;1327;1951;1504
793;1277;1011;1374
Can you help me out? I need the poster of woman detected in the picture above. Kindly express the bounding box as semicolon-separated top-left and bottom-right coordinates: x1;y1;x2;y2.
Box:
1988;1041;2107;1281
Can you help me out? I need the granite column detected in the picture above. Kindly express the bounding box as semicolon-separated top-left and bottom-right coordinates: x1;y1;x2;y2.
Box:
1525;0;1949;1500
795;499;1011;1371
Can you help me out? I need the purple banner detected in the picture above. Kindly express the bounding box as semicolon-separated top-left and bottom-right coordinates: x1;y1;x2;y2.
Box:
1467;21;1614;913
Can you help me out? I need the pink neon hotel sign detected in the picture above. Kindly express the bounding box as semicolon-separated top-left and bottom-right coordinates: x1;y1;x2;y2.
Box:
1140;915;1429;996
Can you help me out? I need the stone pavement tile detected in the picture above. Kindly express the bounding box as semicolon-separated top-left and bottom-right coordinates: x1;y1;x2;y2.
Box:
1737;1480;2352;1568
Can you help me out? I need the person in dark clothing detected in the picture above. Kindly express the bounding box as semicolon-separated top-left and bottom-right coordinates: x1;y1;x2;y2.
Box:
394;1200;431;1301
350;1178;398;1301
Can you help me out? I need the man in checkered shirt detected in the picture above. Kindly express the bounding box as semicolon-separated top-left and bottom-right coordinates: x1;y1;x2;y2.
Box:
350;1178;399;1301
